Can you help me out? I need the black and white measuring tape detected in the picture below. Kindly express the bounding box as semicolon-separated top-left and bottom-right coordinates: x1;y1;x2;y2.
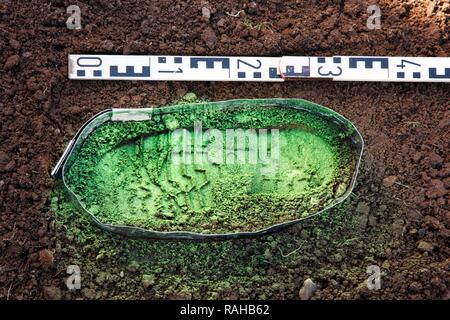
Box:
69;54;450;82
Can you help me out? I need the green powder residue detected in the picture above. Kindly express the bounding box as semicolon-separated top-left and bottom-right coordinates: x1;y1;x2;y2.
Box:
65;103;356;234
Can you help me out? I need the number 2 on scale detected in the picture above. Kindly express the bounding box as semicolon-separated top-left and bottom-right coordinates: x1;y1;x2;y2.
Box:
237;59;262;69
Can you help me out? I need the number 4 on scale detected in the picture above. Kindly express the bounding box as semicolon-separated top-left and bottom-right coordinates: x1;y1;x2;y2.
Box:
396;59;421;79
397;59;421;69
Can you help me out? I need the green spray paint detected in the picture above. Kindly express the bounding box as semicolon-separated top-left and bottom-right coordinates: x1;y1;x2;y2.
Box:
65;102;356;234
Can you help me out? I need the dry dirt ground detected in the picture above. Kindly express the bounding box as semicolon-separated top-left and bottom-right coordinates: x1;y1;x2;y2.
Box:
0;0;449;299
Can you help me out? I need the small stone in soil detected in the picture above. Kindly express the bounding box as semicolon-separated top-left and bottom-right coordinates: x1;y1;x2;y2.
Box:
200;27;217;49
423;215;442;230
201;7;211;20
126;260;140;273
43;286;62;300
356;202;370;215
101;40;114;51
38;249;54;267
299;278;317;300
423;153;443;169
217;18;227;27
95;271;110;286
417;240;434;252
169;290;192;300
9;39;21;49
426;1;436;17
356;202;370;229
247;2;258;14
426;179;447;199
81;288;96;299
409;281;423;292
4;54;20;70
368;215;377;226
0;150;10;167
382;175;397;187
392;219;405;237
142;274;155;289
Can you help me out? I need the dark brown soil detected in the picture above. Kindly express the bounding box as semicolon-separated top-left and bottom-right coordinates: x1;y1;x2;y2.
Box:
0;0;449;300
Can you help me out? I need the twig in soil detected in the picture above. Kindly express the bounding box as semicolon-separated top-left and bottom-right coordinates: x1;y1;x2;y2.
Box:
404;121;421;128
278;240;305;258
226;10;244;17
349;192;358;199
7;281;13;300
394;181;424;191
343;237;359;245
392;195;408;205
54;267;66;277
266;23;275;34
394;181;413;189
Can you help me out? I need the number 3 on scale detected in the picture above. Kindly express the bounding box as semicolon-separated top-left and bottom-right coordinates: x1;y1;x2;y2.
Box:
318;65;342;77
